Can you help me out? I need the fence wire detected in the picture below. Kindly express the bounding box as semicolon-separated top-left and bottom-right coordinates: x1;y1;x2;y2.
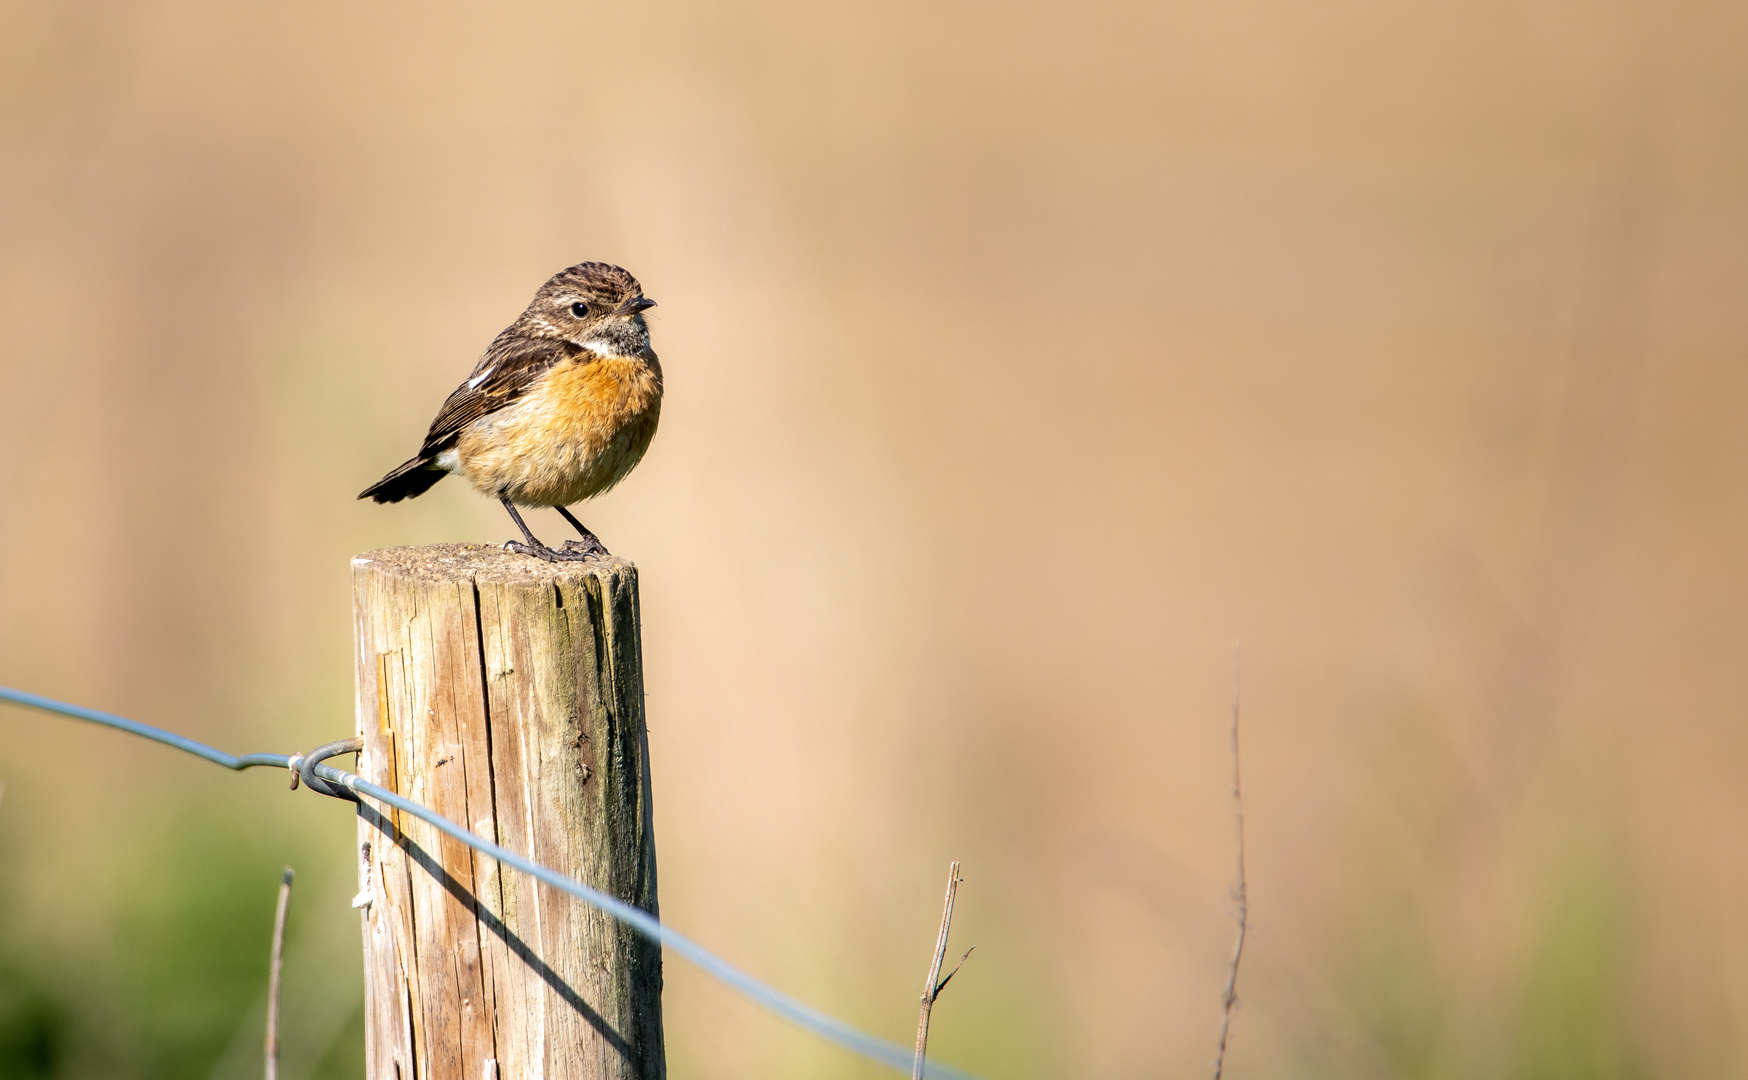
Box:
0;685;983;1080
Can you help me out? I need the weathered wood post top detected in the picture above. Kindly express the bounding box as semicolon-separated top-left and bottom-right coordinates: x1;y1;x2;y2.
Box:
351;544;663;1080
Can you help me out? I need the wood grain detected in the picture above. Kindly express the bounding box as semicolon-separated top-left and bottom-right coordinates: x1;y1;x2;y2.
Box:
352;544;664;1080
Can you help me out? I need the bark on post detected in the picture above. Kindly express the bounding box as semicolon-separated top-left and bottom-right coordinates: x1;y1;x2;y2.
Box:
350;544;664;1080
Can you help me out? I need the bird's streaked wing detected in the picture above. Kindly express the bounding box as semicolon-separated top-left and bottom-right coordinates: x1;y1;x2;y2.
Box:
419;334;577;455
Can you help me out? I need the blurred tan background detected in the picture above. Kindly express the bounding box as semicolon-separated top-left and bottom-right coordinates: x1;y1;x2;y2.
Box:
3;0;1747;1076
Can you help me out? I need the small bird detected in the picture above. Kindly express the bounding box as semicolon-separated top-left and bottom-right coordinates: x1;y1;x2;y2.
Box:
359;262;662;561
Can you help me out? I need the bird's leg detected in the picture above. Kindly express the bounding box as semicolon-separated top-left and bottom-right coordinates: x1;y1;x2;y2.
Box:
555;506;612;557
499;498;594;562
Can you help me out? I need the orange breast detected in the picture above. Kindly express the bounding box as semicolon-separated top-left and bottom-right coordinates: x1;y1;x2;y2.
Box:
455;352;663;506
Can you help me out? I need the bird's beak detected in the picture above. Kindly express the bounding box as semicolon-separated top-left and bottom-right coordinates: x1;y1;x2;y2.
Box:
618;297;657;315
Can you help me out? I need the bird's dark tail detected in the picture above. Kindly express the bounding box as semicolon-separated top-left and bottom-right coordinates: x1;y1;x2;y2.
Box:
359;456;447;503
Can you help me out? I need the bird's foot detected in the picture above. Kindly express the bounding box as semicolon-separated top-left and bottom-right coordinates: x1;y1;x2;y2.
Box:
553;507;611;558
503;540;597;562
561;537;612;559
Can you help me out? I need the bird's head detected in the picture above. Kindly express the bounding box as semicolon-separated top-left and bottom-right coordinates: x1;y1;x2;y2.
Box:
518;262;656;356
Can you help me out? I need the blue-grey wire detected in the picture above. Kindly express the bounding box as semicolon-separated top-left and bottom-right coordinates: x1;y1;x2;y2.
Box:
0;685;981;1080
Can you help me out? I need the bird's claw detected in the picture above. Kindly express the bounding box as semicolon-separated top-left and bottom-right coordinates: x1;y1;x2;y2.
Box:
560;538;610;559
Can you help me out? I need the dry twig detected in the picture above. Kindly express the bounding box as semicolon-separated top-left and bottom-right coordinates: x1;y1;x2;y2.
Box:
1212;643;1248;1079
266;866;294;1080
913;861;968;1080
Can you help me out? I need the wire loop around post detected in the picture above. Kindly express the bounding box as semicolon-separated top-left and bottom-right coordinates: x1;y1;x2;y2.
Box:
295;737;363;801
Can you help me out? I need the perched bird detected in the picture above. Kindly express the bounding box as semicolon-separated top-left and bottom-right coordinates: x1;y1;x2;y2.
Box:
359;262;661;561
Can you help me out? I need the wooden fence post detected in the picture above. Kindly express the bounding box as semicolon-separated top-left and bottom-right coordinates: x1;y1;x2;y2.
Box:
350;544;664;1080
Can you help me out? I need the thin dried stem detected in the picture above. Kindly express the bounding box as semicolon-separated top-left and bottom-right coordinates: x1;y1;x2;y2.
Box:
913;861;963;1080
1213;643;1248;1080
266;867;294;1080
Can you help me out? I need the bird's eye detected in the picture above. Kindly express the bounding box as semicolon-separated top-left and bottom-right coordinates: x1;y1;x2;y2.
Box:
569;301;590;318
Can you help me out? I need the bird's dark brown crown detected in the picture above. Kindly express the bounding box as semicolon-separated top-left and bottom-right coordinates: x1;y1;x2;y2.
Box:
540;262;642;304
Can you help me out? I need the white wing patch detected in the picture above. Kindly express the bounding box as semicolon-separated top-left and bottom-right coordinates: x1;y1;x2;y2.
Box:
466;366;495;390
